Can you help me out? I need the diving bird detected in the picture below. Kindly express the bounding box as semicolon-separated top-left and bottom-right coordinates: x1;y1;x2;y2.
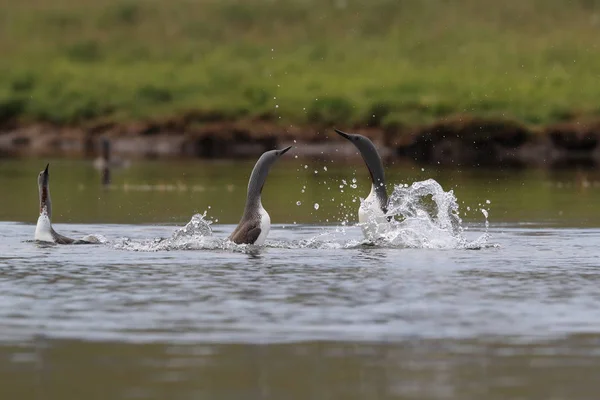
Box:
229;146;292;245
334;129;390;240
35;164;92;244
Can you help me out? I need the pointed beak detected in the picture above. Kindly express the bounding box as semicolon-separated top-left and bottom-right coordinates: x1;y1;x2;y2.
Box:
44;163;49;176
279;146;292;156
334;129;352;141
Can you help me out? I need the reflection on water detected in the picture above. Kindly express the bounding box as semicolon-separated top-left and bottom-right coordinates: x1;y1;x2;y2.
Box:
3;337;600;400
3;159;600;398
1;221;600;398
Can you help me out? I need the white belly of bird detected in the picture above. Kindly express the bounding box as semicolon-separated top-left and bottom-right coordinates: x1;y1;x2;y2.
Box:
254;206;271;246
358;188;389;241
35;212;55;243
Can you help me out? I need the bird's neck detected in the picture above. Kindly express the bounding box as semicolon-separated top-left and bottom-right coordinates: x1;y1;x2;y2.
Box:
39;186;52;219
244;193;263;216
369;180;388;212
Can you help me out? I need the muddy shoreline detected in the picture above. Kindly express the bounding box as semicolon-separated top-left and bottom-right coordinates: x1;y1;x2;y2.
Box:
2;116;600;168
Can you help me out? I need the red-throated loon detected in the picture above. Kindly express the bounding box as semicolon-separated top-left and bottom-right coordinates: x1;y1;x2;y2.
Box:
334;129;390;240
229;146;292;245
35;164;94;244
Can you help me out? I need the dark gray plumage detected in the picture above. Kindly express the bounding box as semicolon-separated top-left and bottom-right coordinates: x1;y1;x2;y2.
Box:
229;146;292;245
334;129;388;213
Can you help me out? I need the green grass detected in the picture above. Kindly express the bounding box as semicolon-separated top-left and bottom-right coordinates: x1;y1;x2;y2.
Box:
1;0;600;127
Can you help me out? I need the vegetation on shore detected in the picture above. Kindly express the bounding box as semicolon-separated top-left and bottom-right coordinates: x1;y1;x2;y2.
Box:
1;0;600;130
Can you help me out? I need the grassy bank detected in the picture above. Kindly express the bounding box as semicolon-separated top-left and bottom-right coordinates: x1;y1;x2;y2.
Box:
1;0;600;128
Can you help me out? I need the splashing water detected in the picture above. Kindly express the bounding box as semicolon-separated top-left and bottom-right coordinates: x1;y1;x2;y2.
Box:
80;234;108;244
267;179;491;251
169;212;213;240
361;179;490;249
110;180;490;252
113;213;222;251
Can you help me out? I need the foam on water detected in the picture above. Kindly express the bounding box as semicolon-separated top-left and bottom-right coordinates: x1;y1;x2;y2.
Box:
268;227;364;250
377;179;489;249
113;213;222;252
79;234;108;244
111;213;271;253
109;179;491;252
268;179;491;250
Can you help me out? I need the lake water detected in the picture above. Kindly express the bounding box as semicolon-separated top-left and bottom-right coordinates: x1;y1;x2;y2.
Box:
2;158;600;399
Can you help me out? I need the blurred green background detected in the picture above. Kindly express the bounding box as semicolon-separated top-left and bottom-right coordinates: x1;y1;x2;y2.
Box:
3;0;600;225
1;0;600;127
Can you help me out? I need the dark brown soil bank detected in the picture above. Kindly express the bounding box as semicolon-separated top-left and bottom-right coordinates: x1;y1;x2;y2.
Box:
2;115;600;168
390;116;600;168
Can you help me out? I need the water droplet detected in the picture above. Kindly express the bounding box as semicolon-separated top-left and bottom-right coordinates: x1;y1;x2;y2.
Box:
314;170;318;174
296;201;302;206
486;199;491;204
304;165;308;169
314;203;319;210
323;166;328;171
275;105;279;108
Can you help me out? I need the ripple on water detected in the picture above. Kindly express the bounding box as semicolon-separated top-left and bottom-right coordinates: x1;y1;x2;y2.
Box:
1;220;600;347
109;179;492;252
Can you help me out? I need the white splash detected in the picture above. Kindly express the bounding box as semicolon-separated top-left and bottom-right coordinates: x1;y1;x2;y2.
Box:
111;180;491;252
80;234;108;244
359;179;490;249
113;213;219;251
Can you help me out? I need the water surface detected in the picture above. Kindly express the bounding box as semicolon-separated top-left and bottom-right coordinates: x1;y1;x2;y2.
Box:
1;159;600;399
4;158;600;226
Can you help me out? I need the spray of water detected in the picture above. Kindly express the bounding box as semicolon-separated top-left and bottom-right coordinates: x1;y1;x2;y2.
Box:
112;213;221;252
362;179;490;249
110;178;491;252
